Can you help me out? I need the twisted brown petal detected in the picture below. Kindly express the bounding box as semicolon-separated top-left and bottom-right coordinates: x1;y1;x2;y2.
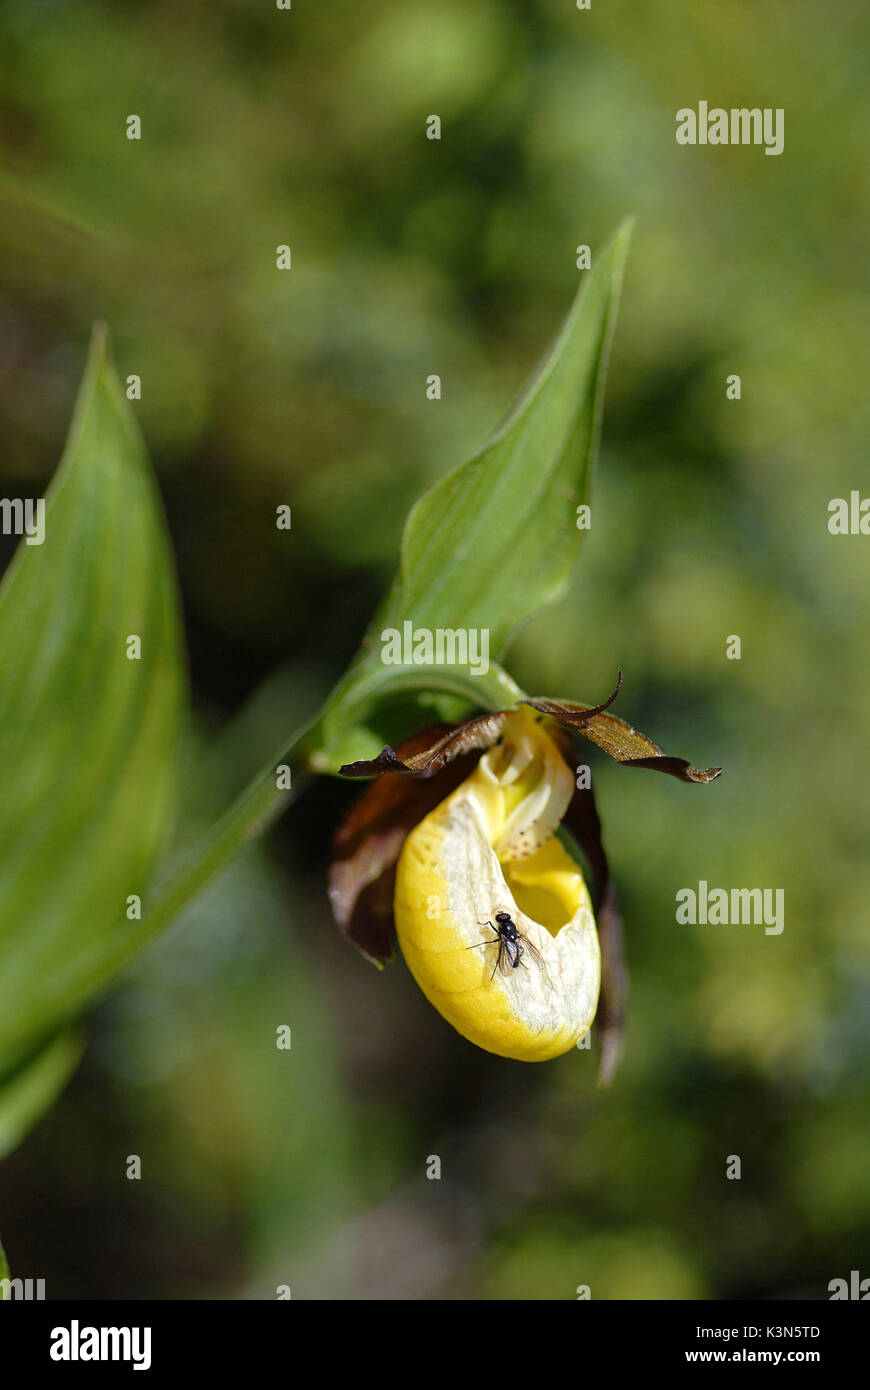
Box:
330;724;483;963
562;782;627;1089
524;680;721;784
339;709;509;779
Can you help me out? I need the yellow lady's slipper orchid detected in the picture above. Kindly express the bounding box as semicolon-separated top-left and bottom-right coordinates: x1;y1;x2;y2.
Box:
331;672;720;1083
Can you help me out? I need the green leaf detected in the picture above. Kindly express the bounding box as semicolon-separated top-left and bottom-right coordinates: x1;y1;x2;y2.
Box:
0;327;184;1056
317;219;632;764
398;219;632;644
0;1032;84;1161
0;1231;8;1292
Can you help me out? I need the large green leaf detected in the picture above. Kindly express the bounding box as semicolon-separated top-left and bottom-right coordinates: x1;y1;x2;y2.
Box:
318;219;632;763
0;1231;8;1292
0;328;184;1056
398;219;633;643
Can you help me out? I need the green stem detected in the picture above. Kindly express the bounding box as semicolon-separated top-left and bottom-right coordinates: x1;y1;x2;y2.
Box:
119;721;319;961
138;762;311;949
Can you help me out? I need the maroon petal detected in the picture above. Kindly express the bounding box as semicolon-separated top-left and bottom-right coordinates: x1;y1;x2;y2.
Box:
562;782;627;1088
339;709;509;779
329;724;482;964
524;678;721;783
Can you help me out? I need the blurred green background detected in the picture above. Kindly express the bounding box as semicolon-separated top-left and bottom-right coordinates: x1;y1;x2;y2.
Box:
1;0;868;1299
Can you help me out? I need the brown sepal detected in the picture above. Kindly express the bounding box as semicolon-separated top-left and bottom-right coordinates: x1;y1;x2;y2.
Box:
339;709;509;779
524;679;721;784
562;782;627;1089
329;724;483;964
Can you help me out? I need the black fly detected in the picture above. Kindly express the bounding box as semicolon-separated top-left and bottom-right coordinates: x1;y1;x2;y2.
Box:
467;910;547;982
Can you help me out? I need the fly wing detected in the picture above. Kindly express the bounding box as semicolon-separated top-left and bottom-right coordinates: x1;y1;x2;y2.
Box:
518;931;553;986
521;935;547;970
497;940;518;976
